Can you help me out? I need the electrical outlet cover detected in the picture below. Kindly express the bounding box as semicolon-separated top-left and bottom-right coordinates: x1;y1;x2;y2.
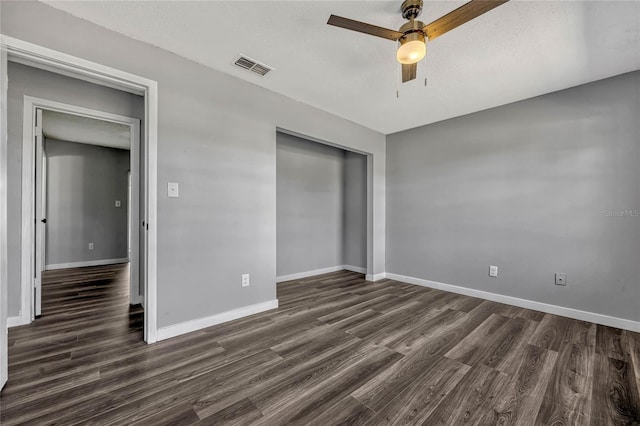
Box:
489;265;498;277
241;273;250;287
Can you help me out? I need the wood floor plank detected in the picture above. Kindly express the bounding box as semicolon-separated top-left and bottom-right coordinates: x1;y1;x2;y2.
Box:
131;403;200;426
195;397;263;425
192;335;373;420
485;344;558;425
626;330;640;394
535;320;597;425
2;264;639;426
366;356;470;424
590;354;640;425
306;395;375;426
252;346;403;425
596;324;631;361
423;364;511;425
444;313;510;364
351;319;470;411
383;308;467;355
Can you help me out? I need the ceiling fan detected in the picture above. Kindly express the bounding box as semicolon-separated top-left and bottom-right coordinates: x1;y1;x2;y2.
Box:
327;0;509;83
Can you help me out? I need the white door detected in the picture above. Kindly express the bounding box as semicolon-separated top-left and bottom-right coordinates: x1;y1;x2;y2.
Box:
129;122;140;305
34;108;45;317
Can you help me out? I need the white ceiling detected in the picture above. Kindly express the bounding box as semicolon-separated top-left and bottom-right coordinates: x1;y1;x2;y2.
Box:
43;110;131;150
43;1;640;134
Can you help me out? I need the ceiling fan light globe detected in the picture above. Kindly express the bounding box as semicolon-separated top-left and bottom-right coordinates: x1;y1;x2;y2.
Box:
396;38;426;65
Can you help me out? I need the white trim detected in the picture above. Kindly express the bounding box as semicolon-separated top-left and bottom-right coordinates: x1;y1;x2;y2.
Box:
7;315;29;328
343;265;367;274
385;273;640;333
20;97;32;324
157;299;279;341
145;82;158;343
276;265;367;283
366;272;386;282
0;42;8;389
45;258;129;271
6;38;145;96
276;266;345;283
2;35;159;344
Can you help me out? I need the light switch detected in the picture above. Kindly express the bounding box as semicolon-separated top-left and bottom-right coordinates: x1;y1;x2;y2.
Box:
168;182;179;198
115;200;121;207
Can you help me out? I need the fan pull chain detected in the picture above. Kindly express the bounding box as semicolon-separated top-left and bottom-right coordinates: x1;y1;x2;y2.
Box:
396;62;400;98
424;56;428;87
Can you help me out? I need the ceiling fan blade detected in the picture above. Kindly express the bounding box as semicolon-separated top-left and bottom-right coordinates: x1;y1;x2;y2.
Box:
424;0;509;41
402;63;417;83
327;15;404;41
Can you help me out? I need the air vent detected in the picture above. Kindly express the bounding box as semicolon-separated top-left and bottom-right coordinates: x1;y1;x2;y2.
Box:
233;55;273;77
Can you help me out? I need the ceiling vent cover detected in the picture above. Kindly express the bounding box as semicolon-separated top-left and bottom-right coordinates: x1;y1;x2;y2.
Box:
233;55;273;77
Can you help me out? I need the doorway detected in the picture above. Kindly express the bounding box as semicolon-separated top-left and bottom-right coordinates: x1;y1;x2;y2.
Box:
33;107;141;317
25;99;142;320
275;130;369;281
2;37;159;344
1;36;159;390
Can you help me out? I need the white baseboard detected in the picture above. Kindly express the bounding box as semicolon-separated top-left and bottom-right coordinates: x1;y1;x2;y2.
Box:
156;299;279;341
366;272;386;282
276;266;344;283
385;273;640;333
46;258;129;270
276;265;368;283
7;315;29;328
343;265;367;274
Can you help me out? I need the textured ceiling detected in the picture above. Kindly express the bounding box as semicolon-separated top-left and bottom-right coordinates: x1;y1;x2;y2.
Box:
43;110;131;150
42;1;640;134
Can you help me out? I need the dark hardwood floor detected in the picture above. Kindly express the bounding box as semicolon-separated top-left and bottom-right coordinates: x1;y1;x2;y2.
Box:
1;265;639;425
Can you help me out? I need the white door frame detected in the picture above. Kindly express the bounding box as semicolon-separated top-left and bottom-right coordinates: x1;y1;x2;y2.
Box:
23;98;142;320
0;36;159;347
33;107;44;317
1;38;9;390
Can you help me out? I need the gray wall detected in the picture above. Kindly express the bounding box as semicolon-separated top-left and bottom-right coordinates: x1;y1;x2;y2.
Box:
343;151;368;269
276;132;344;276
386;71;640;322
45;139;130;266
6;62;144;317
3;1;385;328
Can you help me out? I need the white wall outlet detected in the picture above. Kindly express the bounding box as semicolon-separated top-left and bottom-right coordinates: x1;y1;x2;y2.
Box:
555;273;567;286
115;200;121;207
88;242;94;250
241;273;250;287
489;265;498;277
168;182;179;198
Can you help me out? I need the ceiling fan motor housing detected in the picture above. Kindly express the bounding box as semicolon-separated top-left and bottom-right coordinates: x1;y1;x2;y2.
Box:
399;20;426;44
